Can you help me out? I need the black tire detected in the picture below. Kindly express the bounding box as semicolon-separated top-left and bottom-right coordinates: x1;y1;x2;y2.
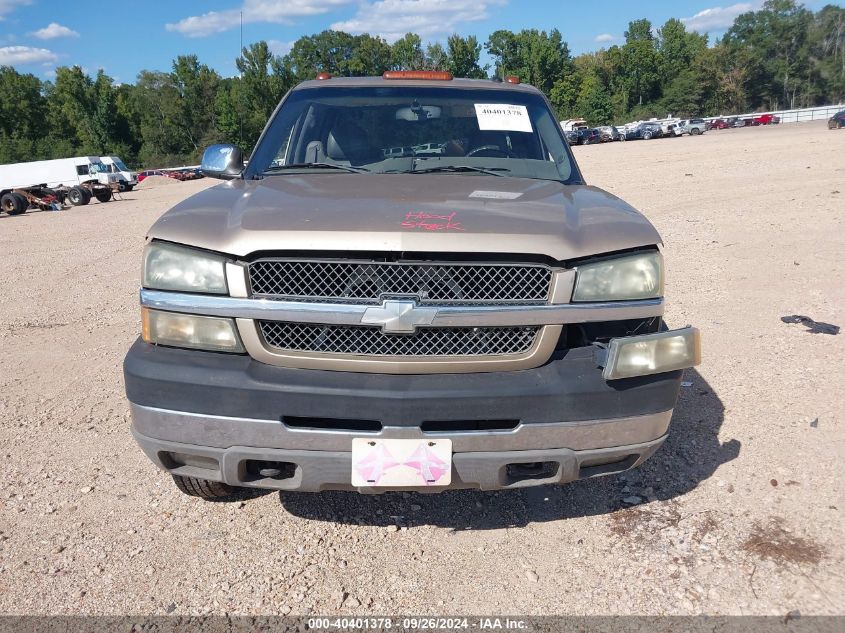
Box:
95;190;112;203
643;131;653;140
125;184;135;192
691;128;702;135
67;186;88;206
1;192;27;215
117;181;127;192
172;474;236;500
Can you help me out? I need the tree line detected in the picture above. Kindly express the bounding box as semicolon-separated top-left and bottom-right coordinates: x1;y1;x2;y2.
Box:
0;0;841;168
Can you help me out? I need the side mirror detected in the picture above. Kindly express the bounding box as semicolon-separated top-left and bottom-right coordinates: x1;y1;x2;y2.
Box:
200;144;244;180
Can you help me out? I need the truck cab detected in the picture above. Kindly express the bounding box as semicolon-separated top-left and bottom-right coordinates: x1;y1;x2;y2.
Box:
71;157;121;187
101;156;138;191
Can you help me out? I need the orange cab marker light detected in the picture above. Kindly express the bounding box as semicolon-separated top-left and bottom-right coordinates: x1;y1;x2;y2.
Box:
505;75;521;84
383;70;453;81
316;72;332;80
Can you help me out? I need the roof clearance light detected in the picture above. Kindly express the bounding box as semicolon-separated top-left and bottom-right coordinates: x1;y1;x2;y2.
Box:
316;72;332;80
383;70;454;81
505;75;521;84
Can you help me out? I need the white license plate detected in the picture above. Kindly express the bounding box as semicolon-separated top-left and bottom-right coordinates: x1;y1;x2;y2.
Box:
351;438;452;487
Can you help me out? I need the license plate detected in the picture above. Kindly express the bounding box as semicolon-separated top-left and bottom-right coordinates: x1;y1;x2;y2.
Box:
351;438;452;487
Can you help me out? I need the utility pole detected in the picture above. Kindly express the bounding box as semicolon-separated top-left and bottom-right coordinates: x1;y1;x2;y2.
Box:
239;11;244;146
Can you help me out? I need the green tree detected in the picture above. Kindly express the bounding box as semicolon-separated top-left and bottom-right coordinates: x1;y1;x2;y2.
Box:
424;42;449;70
621;19;661;107
575;72;614;124
446;34;487;78
724;0;813;108
391;33;425;70
657;18;708;86
485;29;573;94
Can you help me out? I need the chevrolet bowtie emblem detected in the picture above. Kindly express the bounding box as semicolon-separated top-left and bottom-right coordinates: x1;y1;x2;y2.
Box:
361;299;438;334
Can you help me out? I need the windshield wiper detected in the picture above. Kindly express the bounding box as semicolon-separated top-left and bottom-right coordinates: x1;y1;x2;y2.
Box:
264;162;370;174
407;165;509;177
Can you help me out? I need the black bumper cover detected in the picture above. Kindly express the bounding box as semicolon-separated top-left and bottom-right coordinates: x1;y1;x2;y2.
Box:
123;340;682;426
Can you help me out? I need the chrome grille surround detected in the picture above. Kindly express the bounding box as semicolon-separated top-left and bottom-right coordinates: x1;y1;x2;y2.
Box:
259;321;540;357
248;260;552;305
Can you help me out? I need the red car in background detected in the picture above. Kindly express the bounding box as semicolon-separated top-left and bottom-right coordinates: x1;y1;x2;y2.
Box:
709;119;730;130
137;170;166;182
752;114;781;125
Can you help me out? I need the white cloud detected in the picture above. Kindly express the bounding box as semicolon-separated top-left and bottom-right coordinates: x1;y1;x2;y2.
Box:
267;39;294;56
331;0;507;42
681;2;761;33
0;45;58;65
31;22;80;39
594;33;617;43
0;0;31;20
166;0;353;37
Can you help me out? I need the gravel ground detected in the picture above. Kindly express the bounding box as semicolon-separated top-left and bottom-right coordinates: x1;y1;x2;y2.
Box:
0;121;842;617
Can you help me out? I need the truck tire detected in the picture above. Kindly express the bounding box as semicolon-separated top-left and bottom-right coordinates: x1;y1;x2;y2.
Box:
125;185;135;192
117;181;127;192
1;192;27;215
171;474;237;500
691;128;702;135
643;131;653;140
95;190;112;203
67;186;89;206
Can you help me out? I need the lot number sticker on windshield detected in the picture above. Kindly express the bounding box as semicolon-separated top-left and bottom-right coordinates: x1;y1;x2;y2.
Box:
474;104;533;133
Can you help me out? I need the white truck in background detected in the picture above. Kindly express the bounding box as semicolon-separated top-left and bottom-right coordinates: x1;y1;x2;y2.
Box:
101;156;138;191
0;156;119;216
560;118;589;131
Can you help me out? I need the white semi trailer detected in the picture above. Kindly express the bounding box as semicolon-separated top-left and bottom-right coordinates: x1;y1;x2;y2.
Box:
0;156;120;216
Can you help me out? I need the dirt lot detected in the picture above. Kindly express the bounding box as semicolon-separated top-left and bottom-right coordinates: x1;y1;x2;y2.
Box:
0;121;842;616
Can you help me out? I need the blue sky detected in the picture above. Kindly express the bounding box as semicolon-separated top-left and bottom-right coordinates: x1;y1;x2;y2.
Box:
0;0;834;83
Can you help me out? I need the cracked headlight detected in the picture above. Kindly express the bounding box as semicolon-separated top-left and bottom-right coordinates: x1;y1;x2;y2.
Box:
143;241;227;294
573;251;663;302
141;308;244;353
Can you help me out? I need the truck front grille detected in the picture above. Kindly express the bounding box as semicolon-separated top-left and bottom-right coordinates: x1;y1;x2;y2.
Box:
248;260;552;305
259;322;540;357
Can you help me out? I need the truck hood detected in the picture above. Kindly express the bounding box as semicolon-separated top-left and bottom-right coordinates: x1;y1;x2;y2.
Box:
147;174;661;261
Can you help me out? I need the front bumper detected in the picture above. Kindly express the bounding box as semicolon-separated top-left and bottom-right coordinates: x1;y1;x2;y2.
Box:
125;340;683;492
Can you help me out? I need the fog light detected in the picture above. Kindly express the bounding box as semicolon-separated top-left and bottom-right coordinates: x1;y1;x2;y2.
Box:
141;307;244;353
602;327;700;380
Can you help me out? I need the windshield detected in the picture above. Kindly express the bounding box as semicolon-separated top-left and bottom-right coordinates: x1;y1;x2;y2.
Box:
89;162;108;174
248;85;577;183
113;159;129;171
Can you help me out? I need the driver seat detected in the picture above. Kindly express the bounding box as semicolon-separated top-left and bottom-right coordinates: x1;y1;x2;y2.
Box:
326;123;377;165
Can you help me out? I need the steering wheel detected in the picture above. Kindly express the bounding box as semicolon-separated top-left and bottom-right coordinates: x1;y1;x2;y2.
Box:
466;144;517;158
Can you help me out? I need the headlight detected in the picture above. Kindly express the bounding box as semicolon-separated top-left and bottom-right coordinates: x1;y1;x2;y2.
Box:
141;308;244;353
602;327;700;380
143;242;227;294
572;251;663;302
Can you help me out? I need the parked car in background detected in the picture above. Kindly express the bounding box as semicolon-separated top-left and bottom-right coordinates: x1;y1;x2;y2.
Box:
624;122;663;140
660;120;681;136
564;130;578;145
709;119;729;130
597;126;621;142
137;170;166;182
677;119;706;135
575;128;601;145
828;110;845;129
752;114;780;125
559;118;589;132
